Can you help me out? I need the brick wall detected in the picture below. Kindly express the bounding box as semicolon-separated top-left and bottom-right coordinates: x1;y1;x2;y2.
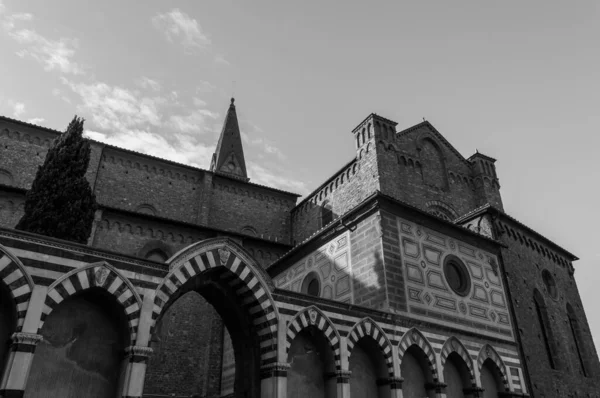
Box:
145;291;223;397
496;219;600;397
292;144;380;244
380;210;407;312
349;212;387;310
208;175;295;243
379;123;483;218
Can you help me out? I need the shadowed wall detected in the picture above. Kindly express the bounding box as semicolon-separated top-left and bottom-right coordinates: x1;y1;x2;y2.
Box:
24;289;127;398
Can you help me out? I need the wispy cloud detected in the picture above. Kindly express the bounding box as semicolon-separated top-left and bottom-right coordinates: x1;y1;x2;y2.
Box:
136;77;161;92
241;131;286;161
167;108;219;134
248;162;307;194
214;54;230;66
85;129;215;168
152;9;210;53
63;79;163;131
13;102;25;117
1;5;83;75
26;117;44;125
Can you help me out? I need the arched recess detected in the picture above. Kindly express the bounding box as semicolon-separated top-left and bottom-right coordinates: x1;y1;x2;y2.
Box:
440;336;475;382
40;261;142;342
533;288;558;369
476;344;510;393
398;328;438;379
347;317;394;377
566;303;589;377
398;328;438;397
417;135;448;189
285;306;341;370
0;243;35;331
152;238;279;362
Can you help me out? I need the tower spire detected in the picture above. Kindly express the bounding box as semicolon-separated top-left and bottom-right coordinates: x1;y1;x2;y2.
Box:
210;98;249;181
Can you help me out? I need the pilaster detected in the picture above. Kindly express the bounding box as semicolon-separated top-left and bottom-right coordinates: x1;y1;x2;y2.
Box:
120;345;154;398
377;376;403;398
260;362;290;398
0;333;43;398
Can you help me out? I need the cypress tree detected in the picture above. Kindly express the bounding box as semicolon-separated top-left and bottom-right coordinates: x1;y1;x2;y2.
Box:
16;116;97;244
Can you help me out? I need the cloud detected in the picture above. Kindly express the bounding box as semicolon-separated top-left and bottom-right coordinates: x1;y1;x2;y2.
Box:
85;129;215;169
241;131;286;161
214;54;230;66
63;79;163;131
13;102;25;117
152;9;210;53
26;117;45;125
167;108;219;134
136;77;161;92
247;162;308;194
1;7;83;75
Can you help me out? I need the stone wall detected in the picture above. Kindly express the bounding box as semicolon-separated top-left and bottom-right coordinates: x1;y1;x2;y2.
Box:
496;217;600;397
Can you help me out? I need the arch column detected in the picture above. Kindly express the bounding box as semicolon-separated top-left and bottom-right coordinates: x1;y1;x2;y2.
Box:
260;317;288;398
425;381;447;398
376;376;403;398
463;386;484;398
0;285;46;398
120;290;155;398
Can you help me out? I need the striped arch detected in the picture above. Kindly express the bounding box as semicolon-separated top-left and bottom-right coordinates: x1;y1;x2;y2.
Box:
397;328;438;380
41;261;142;343
285;306;341;370
347;317;394;376
152;238;279;364
440;336;476;385
477;344;510;391
0;244;34;331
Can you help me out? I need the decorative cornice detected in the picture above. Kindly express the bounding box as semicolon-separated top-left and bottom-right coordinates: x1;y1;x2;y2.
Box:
12;332;43;345
259;362;290;379
125;345;153;363
0;227;169;272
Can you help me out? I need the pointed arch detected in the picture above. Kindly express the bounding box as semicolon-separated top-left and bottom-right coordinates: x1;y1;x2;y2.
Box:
397;328;438;380
285;306;341;370
440;336;475;383
0;243;35;331
347;317;394;376
477;344;510;391
153;238;279;363
42;261;142;343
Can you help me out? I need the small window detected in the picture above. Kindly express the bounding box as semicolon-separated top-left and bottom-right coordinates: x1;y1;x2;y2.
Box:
301;272;320;298
542;270;558;299
443;255;471;297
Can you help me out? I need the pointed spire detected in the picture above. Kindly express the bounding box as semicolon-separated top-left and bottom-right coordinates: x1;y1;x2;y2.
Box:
210;98;249;181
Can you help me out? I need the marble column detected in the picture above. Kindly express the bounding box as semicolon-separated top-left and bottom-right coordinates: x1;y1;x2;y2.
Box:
0;332;43;398
260;362;290;398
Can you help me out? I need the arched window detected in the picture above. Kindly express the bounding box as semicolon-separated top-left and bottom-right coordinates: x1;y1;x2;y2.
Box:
533;289;558;369
567;303;588;377
321;200;333;227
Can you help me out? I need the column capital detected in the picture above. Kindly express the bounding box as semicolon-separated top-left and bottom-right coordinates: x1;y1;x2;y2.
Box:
464;386;485;397
325;370;352;383
260;362;291;379
124;345;153;363
11;332;43;353
426;381;447;393
377;377;403;389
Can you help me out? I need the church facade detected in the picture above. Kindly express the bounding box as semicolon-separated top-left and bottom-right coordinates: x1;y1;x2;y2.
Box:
0;99;597;398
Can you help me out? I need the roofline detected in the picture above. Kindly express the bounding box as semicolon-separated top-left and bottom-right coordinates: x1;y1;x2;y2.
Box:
455;204;578;261
351;113;398;134
272;191;505;274
100;205;294;248
1;115;301;198
468;152;497;163
292;157;357;210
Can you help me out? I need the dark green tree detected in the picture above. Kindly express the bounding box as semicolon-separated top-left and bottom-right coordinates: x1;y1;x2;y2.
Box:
16;116;97;244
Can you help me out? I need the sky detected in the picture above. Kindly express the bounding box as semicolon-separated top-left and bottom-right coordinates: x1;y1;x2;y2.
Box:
0;1;599;347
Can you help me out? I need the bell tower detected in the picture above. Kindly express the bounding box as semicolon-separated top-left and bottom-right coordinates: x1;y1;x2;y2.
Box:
210;98;249;182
